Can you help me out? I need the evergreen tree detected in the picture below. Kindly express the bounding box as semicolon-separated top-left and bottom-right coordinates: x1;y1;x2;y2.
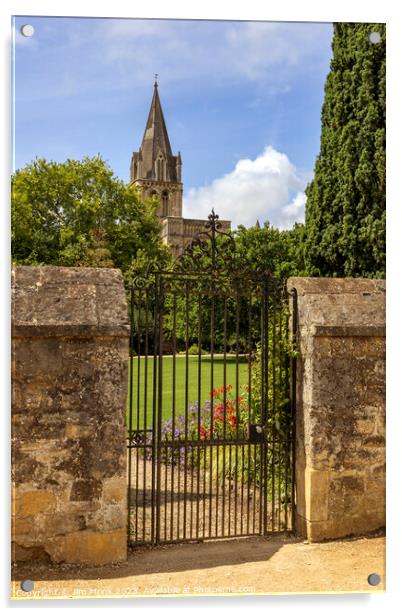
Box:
304;23;385;277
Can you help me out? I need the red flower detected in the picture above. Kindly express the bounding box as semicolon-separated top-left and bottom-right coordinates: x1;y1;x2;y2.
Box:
229;415;237;428
200;426;209;439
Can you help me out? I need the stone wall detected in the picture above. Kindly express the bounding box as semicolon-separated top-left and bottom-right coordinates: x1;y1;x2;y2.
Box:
160;216;231;257
288;278;385;541
12;266;130;565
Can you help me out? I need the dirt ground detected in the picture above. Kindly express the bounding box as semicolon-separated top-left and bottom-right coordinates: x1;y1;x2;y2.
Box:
11;531;385;599
128;451;289;544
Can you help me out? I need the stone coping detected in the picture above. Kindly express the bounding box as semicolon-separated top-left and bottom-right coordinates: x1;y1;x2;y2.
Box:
12;266;129;334
287;277;385;295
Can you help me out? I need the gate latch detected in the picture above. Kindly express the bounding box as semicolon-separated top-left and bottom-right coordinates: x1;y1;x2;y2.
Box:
248;423;265;444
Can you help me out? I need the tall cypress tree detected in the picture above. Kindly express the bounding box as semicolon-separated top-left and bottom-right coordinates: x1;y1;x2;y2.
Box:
304;23;385;278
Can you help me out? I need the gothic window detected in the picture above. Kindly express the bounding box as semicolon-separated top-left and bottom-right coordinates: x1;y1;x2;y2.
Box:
161;191;169;216
156;155;165;180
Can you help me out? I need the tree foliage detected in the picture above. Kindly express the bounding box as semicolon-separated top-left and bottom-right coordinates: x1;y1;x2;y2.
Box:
11;156;170;283
304;23;386;277
234;222;307;282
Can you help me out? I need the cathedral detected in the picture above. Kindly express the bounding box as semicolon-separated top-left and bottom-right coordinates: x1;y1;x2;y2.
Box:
130;80;231;256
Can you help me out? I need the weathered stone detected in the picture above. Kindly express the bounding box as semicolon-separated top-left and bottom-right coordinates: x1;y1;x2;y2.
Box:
12;266;129;336
41;513;87;536
46;528;127;565
11;543;51;563
70;478;103;502
304;469;329;522
328;476;366;516
14;491;57;517
363;435;385;448
64;499;103;515
12;266;129;565
12;511;88;544
11;515;36;537
65;424;92;439
85;504;126;532
103;476;126;503
355;419;375;436
11;449;46;486
289;278;385;542
303;508;385;542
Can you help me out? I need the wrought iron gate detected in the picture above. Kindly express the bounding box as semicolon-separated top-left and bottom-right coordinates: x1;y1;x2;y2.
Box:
127;212;295;546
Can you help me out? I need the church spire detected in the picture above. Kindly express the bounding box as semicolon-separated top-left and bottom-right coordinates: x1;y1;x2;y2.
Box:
130;80;183;214
138;79;174;176
129;81;230;256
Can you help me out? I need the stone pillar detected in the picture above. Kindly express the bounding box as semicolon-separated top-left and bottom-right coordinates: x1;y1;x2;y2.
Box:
287;278;385;541
12;266;130;565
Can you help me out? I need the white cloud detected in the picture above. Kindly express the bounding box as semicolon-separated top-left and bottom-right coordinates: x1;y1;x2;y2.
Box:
183;145;308;230
94;19;332;92
223;22;319;80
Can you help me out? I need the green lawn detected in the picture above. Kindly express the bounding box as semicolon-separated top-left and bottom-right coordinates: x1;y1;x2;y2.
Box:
127;355;249;429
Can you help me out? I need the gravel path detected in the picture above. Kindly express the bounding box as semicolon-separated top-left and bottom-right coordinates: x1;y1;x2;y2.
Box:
11;533;385;598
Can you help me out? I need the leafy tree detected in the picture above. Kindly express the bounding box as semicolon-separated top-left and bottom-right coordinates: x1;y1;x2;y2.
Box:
234;221;307;282
11;156;171;283
304;23;386;277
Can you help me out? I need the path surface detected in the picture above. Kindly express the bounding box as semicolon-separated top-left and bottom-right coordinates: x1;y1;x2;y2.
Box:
11;533;385;599
128;450;291;544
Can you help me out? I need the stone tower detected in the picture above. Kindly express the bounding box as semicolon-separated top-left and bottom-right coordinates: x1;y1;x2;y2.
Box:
130;80;183;220
130;80;230;256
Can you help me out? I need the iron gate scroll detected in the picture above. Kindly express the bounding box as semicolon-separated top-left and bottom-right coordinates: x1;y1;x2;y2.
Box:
127;212;295;546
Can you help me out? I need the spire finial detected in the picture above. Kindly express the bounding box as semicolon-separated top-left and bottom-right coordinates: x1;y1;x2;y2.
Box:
154;73;158;87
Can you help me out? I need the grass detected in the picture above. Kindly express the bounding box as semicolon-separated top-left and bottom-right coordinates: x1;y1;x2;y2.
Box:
127;354;249;429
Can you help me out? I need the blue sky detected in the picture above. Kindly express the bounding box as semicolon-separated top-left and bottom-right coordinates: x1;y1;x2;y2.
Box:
13;17;333;228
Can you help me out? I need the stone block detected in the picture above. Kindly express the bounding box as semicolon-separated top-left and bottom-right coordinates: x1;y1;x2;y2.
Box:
328;475;366;517
85;504;126;532
304;468;329;522
65;424;93;439
46;528;127;565
305;510;385;542
11;542;51;563
374;415;386;436
11;515;36;538
70;478;103;502
40;512;87;536
355;419;375;436
103;476;126;504
14;491;57;517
